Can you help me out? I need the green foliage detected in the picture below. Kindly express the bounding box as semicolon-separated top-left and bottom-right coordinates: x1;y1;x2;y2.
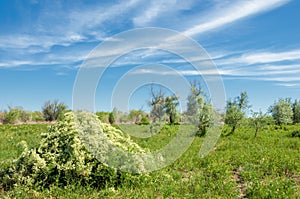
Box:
186;81;203;117
96;111;110;123
225;92;249;135
292;100;300;124
0;112;147;190
129;109;142;124
109;111;116;124
4;107;20;124
1;123;299;198
186;81;214;136
164;95;180;124
140;117;150;125
1;107;44;124
196;98;213;137
249;111;269;137
269;98;293;125
149;86;166;122
42;100;67;121
0;112;5;124
291;130;300;138
31;111;45;122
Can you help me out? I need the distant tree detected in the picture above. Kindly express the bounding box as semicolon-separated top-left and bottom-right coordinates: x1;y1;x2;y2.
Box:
292;100;300;124
197;97;213;136
269;98;293;125
185;81;213;136
186;81;203;117
4;106;20;124
149;86;165;122
249;111;269;137
42;100;67;121
129;109;144;124
31;111;45;122
140;116;150;125
96;112;110;123
225;92;249;135
109;108;117;124
164;95;180;124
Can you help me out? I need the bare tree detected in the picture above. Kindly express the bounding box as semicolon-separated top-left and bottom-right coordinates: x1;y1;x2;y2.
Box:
149;85;165;123
42;100;67;121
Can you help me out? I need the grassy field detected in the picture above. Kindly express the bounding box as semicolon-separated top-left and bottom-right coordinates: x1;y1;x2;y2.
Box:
0;123;299;198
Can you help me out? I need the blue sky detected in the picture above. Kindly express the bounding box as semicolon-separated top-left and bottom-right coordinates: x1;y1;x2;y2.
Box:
0;0;300;113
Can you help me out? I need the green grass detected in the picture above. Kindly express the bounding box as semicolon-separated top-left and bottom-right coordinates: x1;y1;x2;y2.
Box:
0;123;299;198
0;124;49;170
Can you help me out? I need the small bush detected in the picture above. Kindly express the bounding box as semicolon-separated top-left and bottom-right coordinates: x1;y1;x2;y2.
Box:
4;108;19;124
42;100;67;121
140;117;150;125
31;111;45;122
109;112;115;124
291;130;300;138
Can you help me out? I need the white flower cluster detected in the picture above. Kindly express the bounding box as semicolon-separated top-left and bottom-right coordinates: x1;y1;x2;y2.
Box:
3;111;150;188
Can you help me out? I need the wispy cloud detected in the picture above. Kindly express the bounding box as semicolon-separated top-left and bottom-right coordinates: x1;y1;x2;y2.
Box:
214;48;300;66
0;0;141;51
183;0;290;36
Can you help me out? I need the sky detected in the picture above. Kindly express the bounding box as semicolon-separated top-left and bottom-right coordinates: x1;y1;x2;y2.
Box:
0;0;300;113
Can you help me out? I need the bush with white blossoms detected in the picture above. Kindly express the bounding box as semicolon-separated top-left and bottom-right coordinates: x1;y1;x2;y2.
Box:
0;111;150;189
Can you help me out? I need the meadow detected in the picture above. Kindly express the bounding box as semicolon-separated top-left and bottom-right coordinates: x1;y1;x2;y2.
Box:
0;123;299;198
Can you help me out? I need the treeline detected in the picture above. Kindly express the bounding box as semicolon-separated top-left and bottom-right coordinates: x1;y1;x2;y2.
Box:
0;100;67;124
1;84;300;136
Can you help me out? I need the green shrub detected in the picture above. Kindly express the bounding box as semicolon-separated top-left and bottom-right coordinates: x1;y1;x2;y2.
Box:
4;109;19;124
0;112;148;190
31;111;45;122
140;117;150;125
0;112;6;124
291;130;300;138
96;112;110;123
109;112;116;124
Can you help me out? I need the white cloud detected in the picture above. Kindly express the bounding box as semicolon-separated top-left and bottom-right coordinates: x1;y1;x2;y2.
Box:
276;83;299;87
183;0;290;36
0;0;141;52
240;50;300;64
133;0;176;26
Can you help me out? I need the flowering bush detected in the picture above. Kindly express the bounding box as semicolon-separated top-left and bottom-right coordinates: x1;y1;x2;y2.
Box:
1;112;148;189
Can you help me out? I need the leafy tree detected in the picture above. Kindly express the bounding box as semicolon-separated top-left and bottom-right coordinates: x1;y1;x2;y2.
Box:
109;111;116;124
4;106;20;124
186;81;213;136
186;81;203;117
96;112;110;123
42;100;67;121
149;86;165;122
225;92;249;135
31;111;45;122
164;95;180;124
129;109;144;124
292;100;300;124
197;97;213;136
140;117;150;125
249;111;268;137
269;98;293;125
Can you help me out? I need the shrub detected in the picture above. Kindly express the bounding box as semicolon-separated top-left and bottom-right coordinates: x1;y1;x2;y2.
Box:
31;111;45;122
0;112;6;124
140;117;150;125
96;112;110;123
0;112;148;190
291;130;300;138
4;108;19;124
109;112;115;124
42;100;67;121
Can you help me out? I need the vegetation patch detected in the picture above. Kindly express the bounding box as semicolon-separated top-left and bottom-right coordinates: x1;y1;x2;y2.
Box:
0;112;147;190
